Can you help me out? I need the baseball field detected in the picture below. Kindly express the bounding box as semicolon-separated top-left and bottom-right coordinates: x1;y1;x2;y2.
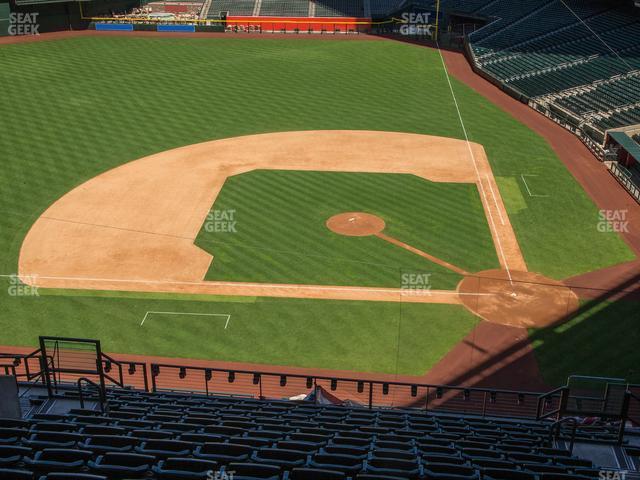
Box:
1;35;638;386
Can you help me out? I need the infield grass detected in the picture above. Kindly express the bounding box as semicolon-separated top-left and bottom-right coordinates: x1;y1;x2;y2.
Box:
195;170;498;288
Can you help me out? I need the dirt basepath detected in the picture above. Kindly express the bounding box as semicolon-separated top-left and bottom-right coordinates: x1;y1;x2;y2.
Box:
19;131;523;303
376;232;470;276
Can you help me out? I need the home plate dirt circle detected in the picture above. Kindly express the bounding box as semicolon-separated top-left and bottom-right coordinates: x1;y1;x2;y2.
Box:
326;212;386;237
457;269;580;328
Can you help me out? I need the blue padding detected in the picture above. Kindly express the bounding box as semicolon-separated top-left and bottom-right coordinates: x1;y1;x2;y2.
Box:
157;24;195;32
95;23;134;31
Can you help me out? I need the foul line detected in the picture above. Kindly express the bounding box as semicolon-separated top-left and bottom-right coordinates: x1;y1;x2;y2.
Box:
140;311;231;328
436;43;513;285
485;174;506;225
520;174;549;198
1;274;497;298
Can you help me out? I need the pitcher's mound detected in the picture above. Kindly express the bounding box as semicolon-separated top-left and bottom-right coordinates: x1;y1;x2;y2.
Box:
457;269;579;328
326;212;386;237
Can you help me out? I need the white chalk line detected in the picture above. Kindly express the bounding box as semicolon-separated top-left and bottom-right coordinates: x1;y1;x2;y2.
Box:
520;174;549;198
140;311;231;328
436;44;513;286
485;174;506;226
1;273;498;298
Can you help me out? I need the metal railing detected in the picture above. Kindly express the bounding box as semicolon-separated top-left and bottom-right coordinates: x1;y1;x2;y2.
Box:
5;343;637;438
627;387;640;427
0;350;55;387
101;353;149;392
77;377;107;413
609;162;640;203
149;362;550;419
549;417;578;453
536;386;568;420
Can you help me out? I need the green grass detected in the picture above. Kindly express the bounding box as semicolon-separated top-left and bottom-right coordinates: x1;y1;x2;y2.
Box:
195;170;498;288
0;36;634;378
530;299;640;385
1;277;478;375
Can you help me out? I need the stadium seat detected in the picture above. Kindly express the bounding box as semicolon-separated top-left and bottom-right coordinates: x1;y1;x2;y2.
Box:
290;468;346;480
78;435;138;454
23;432;82;449
79;426;126;436
0;445;31;466
194;443;253;463
24;448;93;474
88;452;156;478
482;468;536;480
152;457;219;479
135;439;194;458
228;462;281;479
309;453;363;474
251;447;309;468
0;468;34;479
0;419;30;429
365;458;419;478
0;428;29;444
38;474;107;480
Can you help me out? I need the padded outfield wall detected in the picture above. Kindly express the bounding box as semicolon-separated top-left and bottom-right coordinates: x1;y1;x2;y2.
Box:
0;2;9;35
227;16;371;33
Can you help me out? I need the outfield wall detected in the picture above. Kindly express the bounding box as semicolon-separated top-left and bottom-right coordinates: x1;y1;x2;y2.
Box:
227;16;371;33
0;2;9;36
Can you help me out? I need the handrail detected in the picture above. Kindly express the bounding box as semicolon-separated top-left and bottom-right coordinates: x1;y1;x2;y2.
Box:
548;417;578;454
536;386;568;419
149;362;546;418
101;353;149;391
620;390;638;442
0;363;16;376
101;352;124;387
77;377;106;413
149;362;543;396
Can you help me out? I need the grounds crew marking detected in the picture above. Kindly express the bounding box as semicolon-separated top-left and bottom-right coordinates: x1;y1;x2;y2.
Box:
140;311;231;328
521;174;549;198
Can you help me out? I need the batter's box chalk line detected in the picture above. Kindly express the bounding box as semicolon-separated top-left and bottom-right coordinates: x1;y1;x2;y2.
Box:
140;311;231;329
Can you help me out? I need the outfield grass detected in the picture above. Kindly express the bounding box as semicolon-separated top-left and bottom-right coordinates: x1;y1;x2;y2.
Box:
0;36;635;379
530;298;640;385
195;170;498;288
